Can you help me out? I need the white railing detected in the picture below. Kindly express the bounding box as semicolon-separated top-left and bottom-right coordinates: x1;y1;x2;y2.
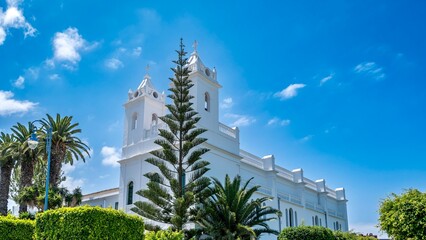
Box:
240;150;263;169
275;166;294;181
219;122;237;138
278;192;290;201
328;208;337;217
290;195;302;205
304;178;318;191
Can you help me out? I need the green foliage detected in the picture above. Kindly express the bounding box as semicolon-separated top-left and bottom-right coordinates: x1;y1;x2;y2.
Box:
145;229;184;240
198;175;280;239
278;226;335;240
34;206;144;240
0;215;35;240
132;39;210;231
333;231;376;240
40;113;91;188
378;188;426;240
0;132;16;216
18;211;35;220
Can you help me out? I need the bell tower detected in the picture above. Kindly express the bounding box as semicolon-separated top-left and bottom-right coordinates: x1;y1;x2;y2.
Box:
186;41;222;131
123;69;165;153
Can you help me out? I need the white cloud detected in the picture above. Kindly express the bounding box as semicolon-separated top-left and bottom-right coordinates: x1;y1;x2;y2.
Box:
105;58;123;70
320;73;334;86
60;176;84;190
0;90;37;116
354;62;385;80
49;74;60;80
0;0;36;45
0;28;6;45
267;117;290;126
274;83;306;100
132;46;142;57
101;146;121;167
300;135;313;143
62;163;76;175
13;76;25;88
49;27;97;69
220;97;233;109
25;67;39;80
52;28;85;64
225;113;256;127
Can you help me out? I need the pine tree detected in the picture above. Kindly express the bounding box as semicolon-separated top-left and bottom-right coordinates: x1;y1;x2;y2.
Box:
132;39;211;231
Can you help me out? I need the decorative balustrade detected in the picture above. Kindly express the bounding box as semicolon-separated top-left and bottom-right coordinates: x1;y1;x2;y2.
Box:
328;208;337;217
219;122;237;138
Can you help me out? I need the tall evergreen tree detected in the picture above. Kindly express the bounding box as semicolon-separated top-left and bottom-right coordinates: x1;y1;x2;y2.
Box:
132;39;211;231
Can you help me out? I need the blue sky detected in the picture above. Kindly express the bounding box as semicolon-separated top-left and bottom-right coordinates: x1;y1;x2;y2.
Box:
1;0;426;236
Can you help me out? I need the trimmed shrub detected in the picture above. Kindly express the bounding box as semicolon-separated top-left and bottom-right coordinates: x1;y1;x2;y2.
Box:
34;206;144;240
0;215;35;240
334;231;377;240
145;229;184;240
278;226;335;240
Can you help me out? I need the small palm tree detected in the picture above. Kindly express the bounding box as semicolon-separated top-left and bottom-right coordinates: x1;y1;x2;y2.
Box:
39;114;90;189
198;175;280;240
11;122;40;213
0;132;17;215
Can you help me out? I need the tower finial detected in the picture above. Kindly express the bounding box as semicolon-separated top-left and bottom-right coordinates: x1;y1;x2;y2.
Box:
192;40;198;53
144;64;151;79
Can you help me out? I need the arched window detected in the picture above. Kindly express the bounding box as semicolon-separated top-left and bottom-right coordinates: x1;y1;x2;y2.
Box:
131;113;138;130
312;216;315;226
152;113;158;127
315;216;319;226
289;208;294;227
295;211;298;226
127;181;134;205
204;92;210;112
285;209;289;227
320;218;322;226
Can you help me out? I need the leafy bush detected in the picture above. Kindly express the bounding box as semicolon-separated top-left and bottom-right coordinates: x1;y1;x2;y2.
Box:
34;206;144;240
278;226;335;240
0;215;35;240
334;231;377;240
379;189;426;239
19;211;35;220
145;229;184;240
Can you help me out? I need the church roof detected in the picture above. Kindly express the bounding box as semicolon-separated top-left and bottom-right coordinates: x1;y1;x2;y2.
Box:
137;74;155;90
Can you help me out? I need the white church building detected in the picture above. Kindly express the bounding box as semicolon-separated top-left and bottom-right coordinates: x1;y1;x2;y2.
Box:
82;45;349;237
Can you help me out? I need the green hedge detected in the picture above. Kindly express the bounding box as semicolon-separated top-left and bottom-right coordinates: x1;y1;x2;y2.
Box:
145;229;184;240
0;215;35;240
334;231;377;240
279;227;377;240
278;226;335;240
34;206;144;240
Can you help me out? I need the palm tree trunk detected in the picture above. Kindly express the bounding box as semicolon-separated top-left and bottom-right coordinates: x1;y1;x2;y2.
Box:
18;156;35;213
0;161;13;216
49;147;64;188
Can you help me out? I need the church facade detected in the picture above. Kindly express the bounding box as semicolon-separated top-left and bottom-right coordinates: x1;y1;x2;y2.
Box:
82;46;349;238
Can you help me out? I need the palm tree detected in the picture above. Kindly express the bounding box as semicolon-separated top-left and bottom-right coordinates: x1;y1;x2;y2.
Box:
11;122;40;213
39;114;90;189
198;175;280;240
0;132;17;215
